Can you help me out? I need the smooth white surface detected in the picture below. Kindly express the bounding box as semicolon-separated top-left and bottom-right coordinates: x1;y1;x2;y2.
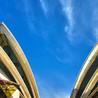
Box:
0;72;9;81
11;89;20;98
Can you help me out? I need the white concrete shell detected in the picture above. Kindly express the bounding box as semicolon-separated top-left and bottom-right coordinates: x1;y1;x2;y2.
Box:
0;46;31;98
0;22;39;98
81;69;98;98
71;44;98;98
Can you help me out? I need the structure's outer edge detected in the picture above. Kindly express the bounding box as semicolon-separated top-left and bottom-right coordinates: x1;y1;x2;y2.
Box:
80;69;98;98
71;44;98;98
0;22;39;98
0;46;31;98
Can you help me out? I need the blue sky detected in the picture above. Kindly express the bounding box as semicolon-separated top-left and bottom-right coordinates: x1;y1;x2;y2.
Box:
0;0;98;98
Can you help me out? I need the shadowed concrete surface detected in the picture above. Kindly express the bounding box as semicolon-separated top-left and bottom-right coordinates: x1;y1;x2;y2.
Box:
71;88;98;98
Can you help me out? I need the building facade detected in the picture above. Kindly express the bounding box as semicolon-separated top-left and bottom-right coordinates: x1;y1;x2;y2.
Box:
71;44;98;98
0;23;39;98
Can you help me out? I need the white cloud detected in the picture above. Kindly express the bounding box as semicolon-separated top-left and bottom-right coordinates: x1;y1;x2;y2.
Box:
40;0;48;15
59;0;74;42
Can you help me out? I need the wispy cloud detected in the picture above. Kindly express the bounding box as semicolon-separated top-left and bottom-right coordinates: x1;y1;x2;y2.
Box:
59;0;74;42
92;5;98;41
22;0;41;36
54;92;70;98
93;28;98;41
21;0;49;39
36;75;70;98
40;0;48;15
35;66;71;98
46;43;74;65
59;0;97;45
40;87;70;98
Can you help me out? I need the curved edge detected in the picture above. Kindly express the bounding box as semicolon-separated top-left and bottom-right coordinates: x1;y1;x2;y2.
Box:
0;46;31;98
71;44;98;98
0;22;39;98
80;69;98;98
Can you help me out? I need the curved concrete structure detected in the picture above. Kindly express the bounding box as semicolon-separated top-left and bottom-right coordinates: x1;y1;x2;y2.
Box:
0;23;39;98
81;69;98;98
0;46;31;98
71;44;98;98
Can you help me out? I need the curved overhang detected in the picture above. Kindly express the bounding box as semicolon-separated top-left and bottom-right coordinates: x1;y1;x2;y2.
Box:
81;69;98;98
71;44;98;98
0;46;31;98
0;22;39;98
